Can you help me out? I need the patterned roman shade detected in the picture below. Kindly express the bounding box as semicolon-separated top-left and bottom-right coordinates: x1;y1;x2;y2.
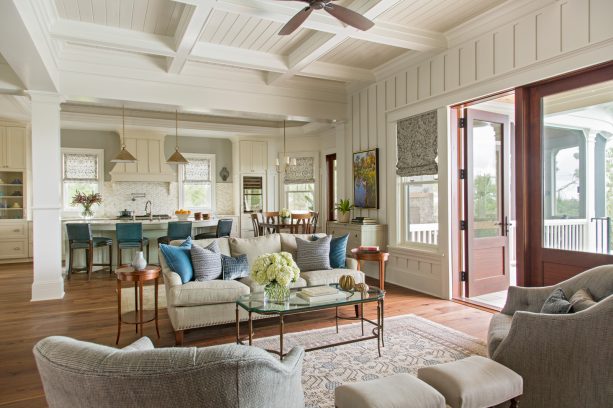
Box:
63;153;98;181
284;157;315;185
396;110;438;177
184;158;211;181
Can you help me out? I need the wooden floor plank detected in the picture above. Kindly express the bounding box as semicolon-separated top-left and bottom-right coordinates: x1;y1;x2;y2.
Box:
0;262;493;407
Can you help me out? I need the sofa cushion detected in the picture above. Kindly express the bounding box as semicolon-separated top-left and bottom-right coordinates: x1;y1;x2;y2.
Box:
159;238;193;284
172;237;231;256
329;234;350;268
191;241;222;281
296;235;332;272
540;288;572;314
280;233;326;260
221;254;250;280
569;288;597;312
229;234;281;268
239;276;308;293
487;313;512;357
301;268;365;287
169;279;250;307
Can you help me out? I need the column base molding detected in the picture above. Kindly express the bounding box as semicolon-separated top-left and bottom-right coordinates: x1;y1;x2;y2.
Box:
31;279;64;301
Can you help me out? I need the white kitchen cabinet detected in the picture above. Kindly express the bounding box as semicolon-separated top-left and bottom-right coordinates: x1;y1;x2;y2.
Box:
239;141;267;173
0;220;29;260
0;126;26;170
326;221;388;255
110;135;174;182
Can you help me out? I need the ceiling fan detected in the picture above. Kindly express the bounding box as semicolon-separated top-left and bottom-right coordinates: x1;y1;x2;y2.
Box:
278;0;375;35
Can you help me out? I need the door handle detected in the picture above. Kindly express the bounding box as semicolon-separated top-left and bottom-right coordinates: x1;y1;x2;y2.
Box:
495;216;511;235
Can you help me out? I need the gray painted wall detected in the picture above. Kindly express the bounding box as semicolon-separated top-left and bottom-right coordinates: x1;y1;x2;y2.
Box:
61;129;120;181
60;130;233;183
164;136;232;183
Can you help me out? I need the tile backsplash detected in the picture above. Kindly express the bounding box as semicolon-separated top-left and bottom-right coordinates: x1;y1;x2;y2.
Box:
97;182;235;217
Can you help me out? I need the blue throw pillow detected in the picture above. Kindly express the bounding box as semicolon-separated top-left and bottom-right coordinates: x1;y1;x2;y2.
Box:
160;237;193;284
330;234;349;268
221;254;249;280
313;234;349;269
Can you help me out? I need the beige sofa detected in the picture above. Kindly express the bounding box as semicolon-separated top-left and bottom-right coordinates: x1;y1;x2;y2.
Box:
160;233;363;344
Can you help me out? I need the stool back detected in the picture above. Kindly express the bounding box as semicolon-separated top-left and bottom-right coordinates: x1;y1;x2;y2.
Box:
116;223;143;243
216;219;233;238
167;221;192;240
66;223;92;242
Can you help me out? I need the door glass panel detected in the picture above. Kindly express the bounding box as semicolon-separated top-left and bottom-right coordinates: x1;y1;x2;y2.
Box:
542;80;613;254
472;120;502;238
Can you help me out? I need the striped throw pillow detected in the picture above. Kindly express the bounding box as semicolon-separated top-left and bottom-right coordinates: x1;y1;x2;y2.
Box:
191;241;222;281
296;235;332;272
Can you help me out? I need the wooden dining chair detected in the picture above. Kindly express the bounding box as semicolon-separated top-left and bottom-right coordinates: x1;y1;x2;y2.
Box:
262;211;279;234
251;213;263;237
309;211;319;233
291;213;313;234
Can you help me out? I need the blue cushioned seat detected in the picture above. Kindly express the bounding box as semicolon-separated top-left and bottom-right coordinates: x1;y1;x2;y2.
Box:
66;223;113;280
116;223;150;266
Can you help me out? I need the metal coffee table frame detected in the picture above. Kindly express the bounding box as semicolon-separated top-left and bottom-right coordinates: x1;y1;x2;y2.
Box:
235;285;385;360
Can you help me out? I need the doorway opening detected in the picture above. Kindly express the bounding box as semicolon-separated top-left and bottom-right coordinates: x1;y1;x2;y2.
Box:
453;92;517;309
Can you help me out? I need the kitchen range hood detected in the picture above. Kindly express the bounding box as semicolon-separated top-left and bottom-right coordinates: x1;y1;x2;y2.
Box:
110;131;175;183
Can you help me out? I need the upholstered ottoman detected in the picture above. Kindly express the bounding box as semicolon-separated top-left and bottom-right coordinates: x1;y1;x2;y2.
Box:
418;356;522;408
335;373;446;408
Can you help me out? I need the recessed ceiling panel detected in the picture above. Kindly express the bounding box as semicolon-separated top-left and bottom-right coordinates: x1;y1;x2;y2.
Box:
319;38;406;70
54;0;185;36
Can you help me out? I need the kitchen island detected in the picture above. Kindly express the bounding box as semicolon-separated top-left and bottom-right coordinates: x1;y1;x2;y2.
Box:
61;216;238;271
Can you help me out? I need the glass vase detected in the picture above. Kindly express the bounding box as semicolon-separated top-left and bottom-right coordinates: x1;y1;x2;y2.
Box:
264;283;291;304
81;205;94;219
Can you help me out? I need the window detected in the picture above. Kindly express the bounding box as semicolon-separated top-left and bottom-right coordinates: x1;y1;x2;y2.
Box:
62;149;103;212
400;175;439;245
179;154;215;211
286;183;315;212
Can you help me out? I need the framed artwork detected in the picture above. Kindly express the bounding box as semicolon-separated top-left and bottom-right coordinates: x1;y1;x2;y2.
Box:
353;148;379;209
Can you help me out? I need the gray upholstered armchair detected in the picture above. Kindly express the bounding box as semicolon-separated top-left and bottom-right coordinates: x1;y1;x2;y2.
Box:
488;264;613;408
34;336;305;408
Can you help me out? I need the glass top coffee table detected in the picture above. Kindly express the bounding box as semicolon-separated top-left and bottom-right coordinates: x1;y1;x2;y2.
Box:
235;284;385;360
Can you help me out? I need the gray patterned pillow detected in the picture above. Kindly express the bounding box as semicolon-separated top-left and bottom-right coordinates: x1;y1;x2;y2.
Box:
296;235;332;272
191;241;221;281
540;288;572;314
221;254;249;280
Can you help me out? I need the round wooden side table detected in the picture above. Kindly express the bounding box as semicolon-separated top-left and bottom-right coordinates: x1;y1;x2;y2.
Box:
351;249;390;290
115;265;161;345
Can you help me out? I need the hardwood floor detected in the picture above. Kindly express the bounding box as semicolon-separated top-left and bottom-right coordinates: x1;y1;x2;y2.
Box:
0;262;493;407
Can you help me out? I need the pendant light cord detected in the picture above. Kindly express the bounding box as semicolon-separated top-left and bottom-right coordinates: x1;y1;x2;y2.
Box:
122;105;126;149
176;110;179;150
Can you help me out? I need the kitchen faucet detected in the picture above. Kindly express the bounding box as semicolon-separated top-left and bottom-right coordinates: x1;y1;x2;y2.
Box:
145;200;152;220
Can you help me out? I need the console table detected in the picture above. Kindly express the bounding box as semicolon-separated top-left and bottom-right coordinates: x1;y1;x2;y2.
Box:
326;221;387;256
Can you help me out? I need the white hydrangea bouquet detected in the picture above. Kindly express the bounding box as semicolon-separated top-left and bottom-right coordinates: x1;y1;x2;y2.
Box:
251;252;300;302
279;208;291;224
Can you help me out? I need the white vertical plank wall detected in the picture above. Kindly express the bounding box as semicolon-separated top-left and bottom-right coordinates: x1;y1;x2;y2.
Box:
344;0;613;299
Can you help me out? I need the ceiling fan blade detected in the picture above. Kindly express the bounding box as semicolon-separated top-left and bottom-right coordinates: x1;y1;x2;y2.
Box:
325;4;375;31
279;7;313;35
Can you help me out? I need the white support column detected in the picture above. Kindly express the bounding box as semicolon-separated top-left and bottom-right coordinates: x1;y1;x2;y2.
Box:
231;138;240;217
29;91;64;301
586;131;597;252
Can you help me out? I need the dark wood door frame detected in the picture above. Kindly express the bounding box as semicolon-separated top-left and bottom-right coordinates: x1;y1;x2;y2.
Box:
516;61;613;286
326;153;337;222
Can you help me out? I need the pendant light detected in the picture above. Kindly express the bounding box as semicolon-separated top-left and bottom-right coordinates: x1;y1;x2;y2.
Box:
166;110;189;164
276;120;295;172
111;105;138;163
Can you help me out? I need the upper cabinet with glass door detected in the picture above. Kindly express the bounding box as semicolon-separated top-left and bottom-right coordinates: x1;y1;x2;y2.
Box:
542;79;613;255
0;123;27;220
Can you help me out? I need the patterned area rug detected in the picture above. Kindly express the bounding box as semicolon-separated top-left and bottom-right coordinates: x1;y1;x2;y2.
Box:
252;314;487;408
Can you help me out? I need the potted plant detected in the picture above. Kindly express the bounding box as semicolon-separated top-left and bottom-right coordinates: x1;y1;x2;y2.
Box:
335;199;354;223
251;252;300;303
71;191;102;219
279;208;291;224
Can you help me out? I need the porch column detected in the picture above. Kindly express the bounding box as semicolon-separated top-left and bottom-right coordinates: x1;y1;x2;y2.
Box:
585;131;597;252
29;91;64;301
231;137;240;216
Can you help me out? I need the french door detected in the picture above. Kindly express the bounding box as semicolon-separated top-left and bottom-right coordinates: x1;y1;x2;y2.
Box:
464;109;511;297
518;62;613;286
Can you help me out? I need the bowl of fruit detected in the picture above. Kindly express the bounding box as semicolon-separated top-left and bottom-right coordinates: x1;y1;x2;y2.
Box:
175;209;191;221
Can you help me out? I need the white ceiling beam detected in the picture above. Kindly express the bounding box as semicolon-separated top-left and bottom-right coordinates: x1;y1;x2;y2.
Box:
167;1;217;74
213;0;446;51
191;43;374;83
50;20;176;57
0;0;59;92
269;0;401;85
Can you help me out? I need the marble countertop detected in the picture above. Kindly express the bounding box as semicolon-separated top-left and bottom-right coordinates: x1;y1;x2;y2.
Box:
61;216;237;229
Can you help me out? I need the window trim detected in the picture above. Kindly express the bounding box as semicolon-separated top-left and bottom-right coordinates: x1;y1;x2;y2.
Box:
61;148;104;216
178;153;216;212
398;174;440;249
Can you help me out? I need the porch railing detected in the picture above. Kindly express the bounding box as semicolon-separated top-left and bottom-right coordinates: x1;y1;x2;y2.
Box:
543;219;588;252
409;223;439;245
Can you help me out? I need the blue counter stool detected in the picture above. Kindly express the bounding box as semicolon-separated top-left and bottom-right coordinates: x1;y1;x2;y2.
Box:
195;219;233;240
157;221;192;245
116;223;150;266
66;223;113;280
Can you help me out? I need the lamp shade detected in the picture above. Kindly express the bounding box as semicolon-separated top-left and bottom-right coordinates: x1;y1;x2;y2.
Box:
111;146;138;163
166;148;189;164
